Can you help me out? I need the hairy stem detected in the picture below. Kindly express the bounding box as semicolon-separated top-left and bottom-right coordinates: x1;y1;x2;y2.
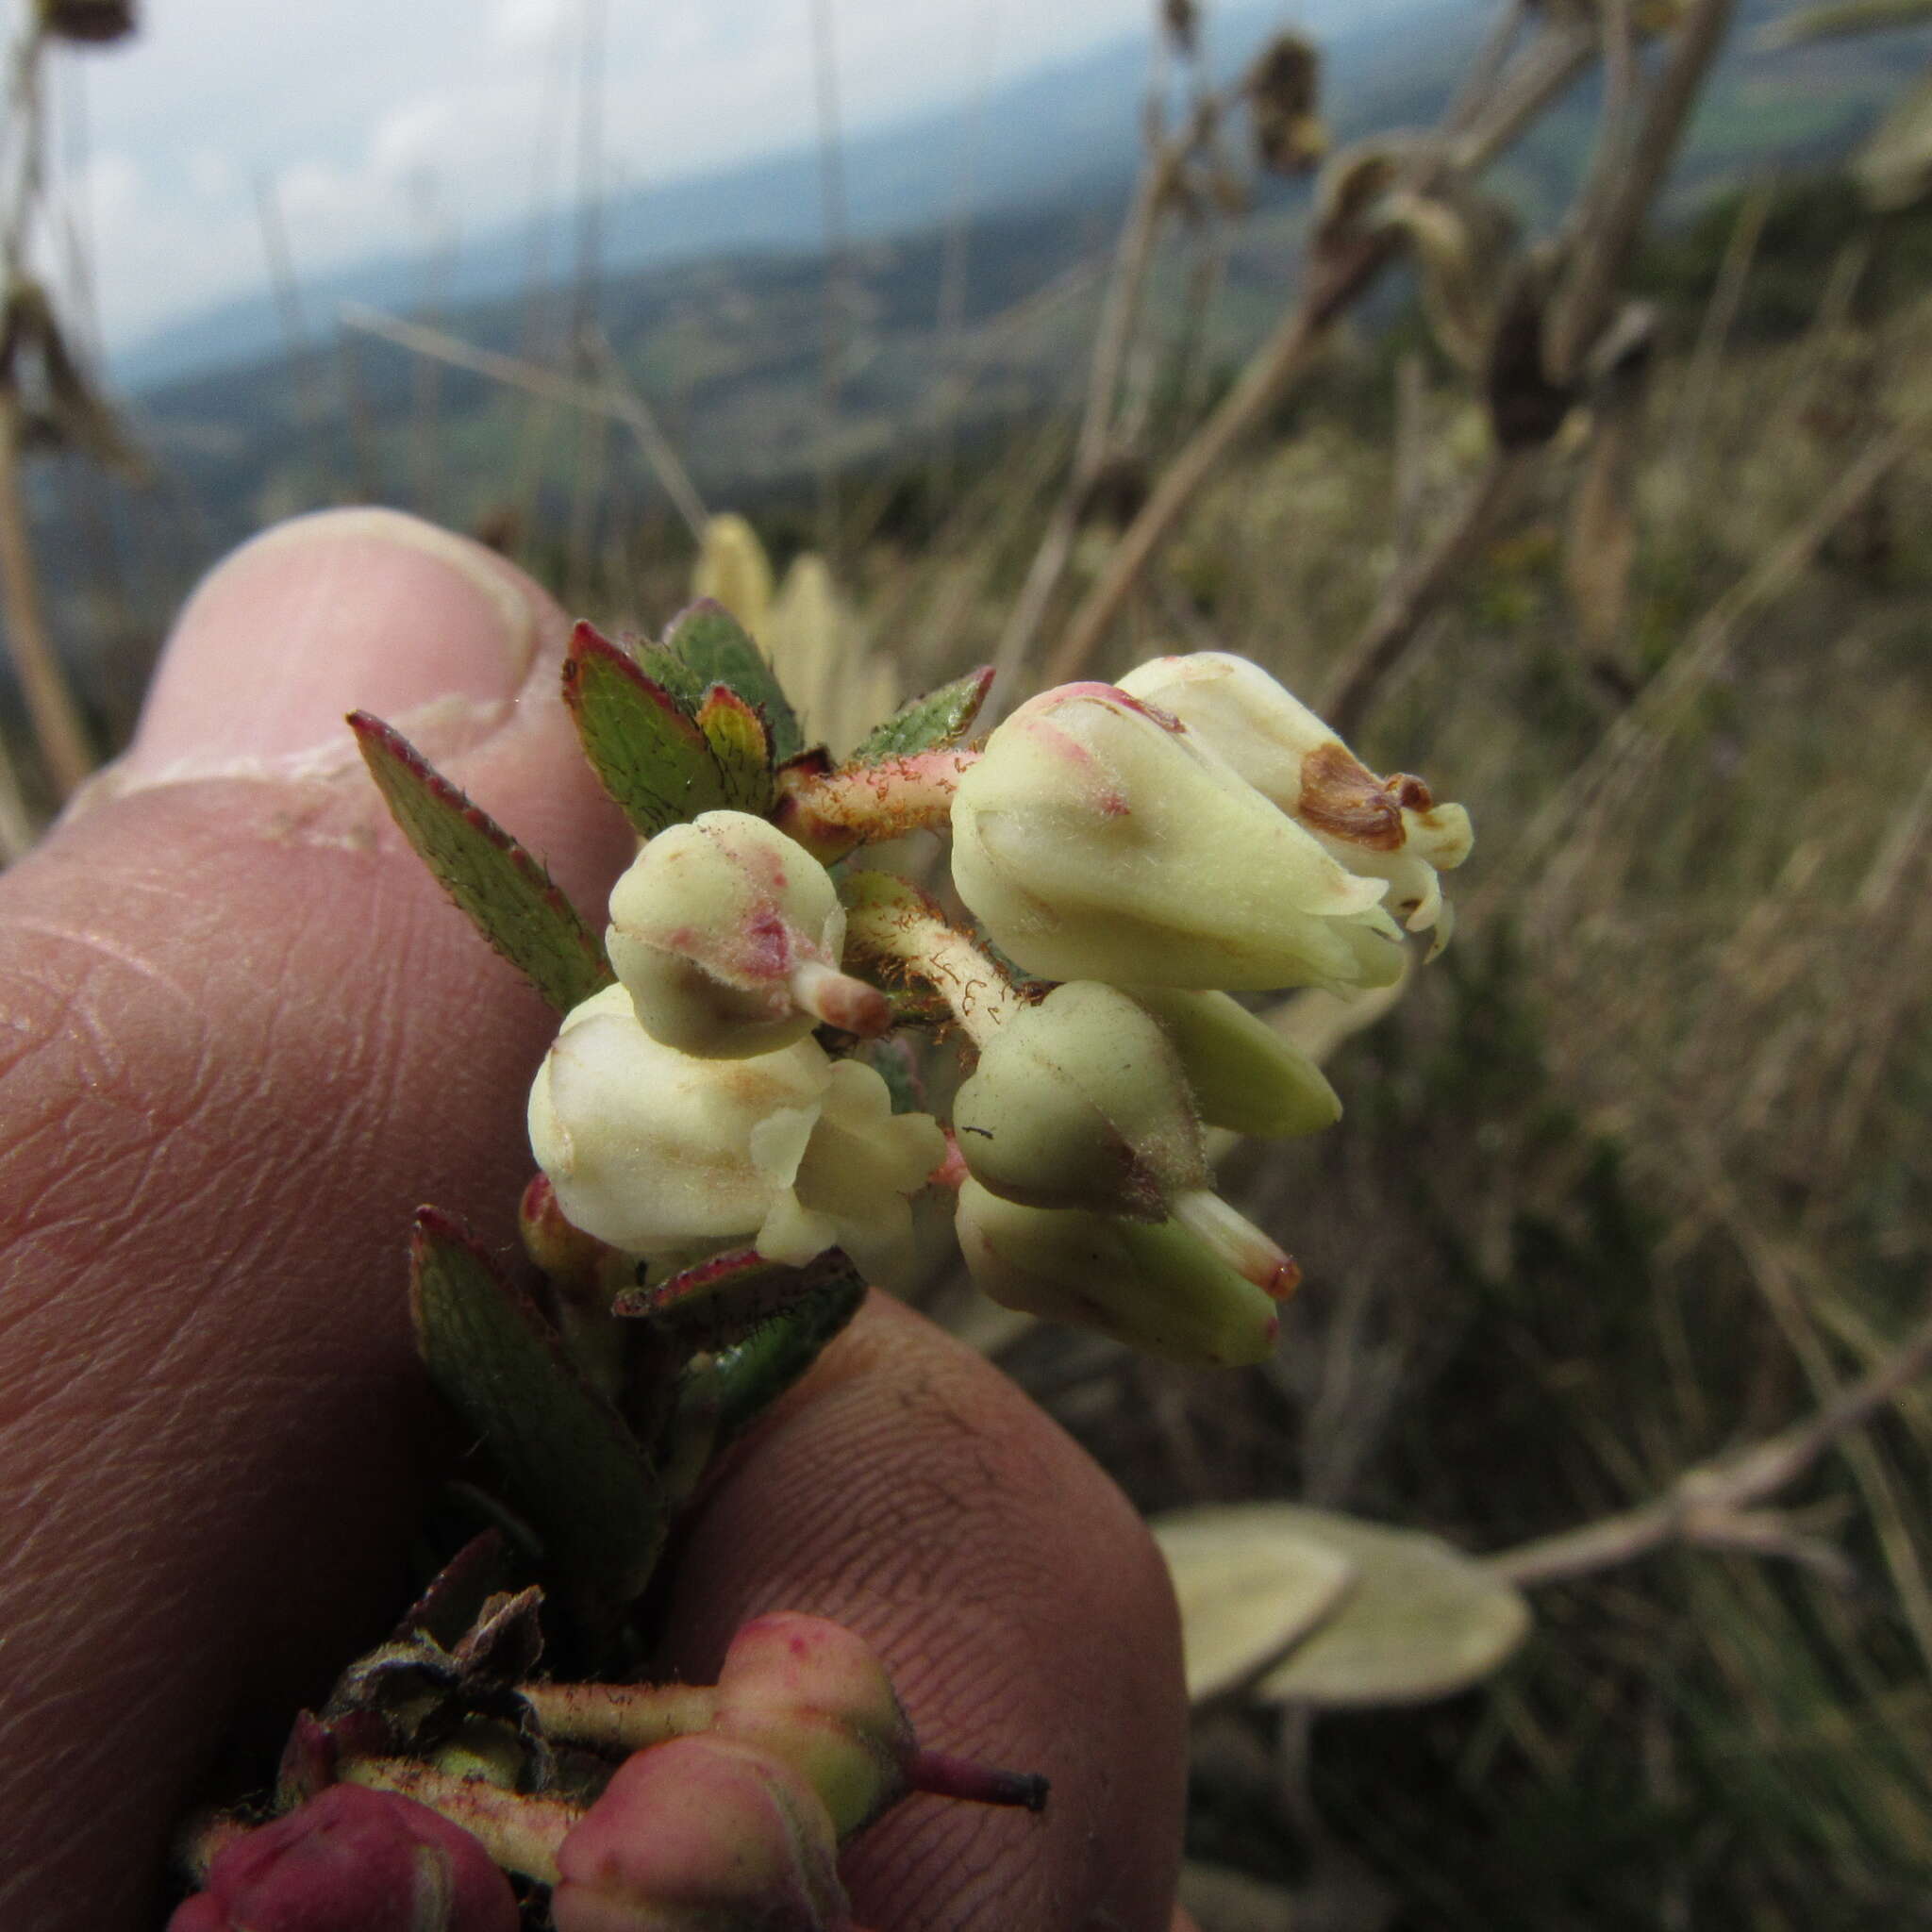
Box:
340;1759;577;1886
775;747;980;859
520;1679;722;1753
841;873;1020;1048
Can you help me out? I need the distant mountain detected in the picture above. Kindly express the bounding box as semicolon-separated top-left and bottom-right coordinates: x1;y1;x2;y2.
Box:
111;0;1441;392
114;0;1928;551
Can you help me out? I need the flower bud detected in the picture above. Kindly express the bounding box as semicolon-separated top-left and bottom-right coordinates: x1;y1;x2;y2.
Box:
608;810;888;1059
169;1784;518;1932
519;1171;621;1295
952;981;1206;1219
1128;987;1341;1138
529;985;942;1282
552;1734;850;1932
1116;654;1471;942
713;1613;915;1839
949;682;1404;992
955;1178;1284;1368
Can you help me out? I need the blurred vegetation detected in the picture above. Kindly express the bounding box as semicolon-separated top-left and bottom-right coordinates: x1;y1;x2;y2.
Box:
5;1;1932;1926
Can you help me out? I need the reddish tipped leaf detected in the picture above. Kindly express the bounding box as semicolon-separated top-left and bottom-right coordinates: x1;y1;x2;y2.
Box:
845;665;995;765
561;620;730;838
351;712;611;1013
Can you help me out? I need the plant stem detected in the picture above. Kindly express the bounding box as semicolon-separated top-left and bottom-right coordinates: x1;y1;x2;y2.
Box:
0;384;91;797
1319;445;1536;740
775;747;979;859
340;1758;576;1886
520;1679;721;1753
841;873;1020;1048
1488;1292;1932;1588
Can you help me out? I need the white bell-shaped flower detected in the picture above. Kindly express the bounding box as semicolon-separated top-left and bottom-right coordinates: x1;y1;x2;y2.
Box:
949;682;1404;993
1116;653;1471;943
528;984;943;1283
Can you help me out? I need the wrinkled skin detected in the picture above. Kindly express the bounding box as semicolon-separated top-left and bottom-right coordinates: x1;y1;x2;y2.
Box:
0;510;1196;1932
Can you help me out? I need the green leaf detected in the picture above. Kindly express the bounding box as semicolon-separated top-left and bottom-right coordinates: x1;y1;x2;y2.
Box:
695;683;776;814
612;1244;860;1353
663;598;804;761
351;713;612;1013
846;665;994;766
681;1266;867;1449
1151;1507;1358;1703
561;621;729;838
1207;1506;1532;1707
408;1208;666;1611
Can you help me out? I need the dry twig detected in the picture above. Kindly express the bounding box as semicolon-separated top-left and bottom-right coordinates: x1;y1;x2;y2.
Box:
1490;1290;1932;1588
338;304;708;543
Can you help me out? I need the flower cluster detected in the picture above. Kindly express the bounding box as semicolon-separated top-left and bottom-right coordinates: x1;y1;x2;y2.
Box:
525;650;1470;1366
174;1612;1041;1932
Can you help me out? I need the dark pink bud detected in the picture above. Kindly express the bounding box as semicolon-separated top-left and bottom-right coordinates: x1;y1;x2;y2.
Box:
168;1782;519;1932
713;1613;914;1839
552;1734;850;1932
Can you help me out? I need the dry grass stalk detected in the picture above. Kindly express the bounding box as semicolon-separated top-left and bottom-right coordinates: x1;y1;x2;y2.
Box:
337;304;708;543
1543;0;1739;383
0;381;90;795
1046;18;1600;687
1514;415;1921;916
1489;1289;1932;1589
1319;443;1536;739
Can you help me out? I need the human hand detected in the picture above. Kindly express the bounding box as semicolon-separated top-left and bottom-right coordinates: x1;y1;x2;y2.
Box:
0;509;1191;1930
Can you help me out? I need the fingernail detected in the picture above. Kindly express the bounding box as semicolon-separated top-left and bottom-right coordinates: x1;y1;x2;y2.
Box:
118;508;549;787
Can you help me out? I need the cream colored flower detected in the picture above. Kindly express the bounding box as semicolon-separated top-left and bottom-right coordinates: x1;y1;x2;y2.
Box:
949;681;1405;992
955;1179;1283;1369
528;984;943;1284
1116;652;1471;946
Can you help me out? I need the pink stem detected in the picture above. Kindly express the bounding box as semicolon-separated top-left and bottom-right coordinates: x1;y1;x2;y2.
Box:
905;1749;1049;1813
777;749;980;857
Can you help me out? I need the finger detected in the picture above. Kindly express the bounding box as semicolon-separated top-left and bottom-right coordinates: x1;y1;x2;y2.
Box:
0;509;634;1929
657;1293;1190;1932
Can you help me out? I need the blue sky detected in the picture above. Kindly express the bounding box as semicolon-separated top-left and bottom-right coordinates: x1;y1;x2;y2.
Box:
12;0;1219;354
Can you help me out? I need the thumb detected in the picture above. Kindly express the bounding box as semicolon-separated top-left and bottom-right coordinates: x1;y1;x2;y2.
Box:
0;508;632;1929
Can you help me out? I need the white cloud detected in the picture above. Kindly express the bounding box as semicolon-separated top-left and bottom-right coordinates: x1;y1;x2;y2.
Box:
489;0;565;53
7;0;1168;354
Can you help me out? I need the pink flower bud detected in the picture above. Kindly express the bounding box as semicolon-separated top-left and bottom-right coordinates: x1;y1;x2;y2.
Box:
713;1613;915;1839
552;1734;850;1932
607;810;887;1058
169;1783;518;1932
